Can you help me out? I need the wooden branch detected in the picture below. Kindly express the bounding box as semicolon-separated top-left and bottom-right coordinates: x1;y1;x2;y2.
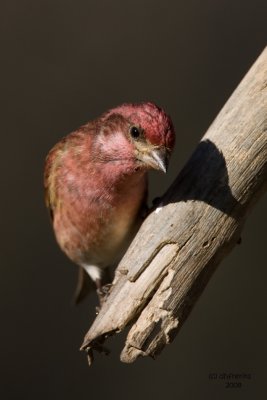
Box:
80;47;267;365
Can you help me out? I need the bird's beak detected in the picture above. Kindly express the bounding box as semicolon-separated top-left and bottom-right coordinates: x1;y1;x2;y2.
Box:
140;147;169;173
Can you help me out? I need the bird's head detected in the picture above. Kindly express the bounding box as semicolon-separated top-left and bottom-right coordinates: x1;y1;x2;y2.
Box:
98;102;175;173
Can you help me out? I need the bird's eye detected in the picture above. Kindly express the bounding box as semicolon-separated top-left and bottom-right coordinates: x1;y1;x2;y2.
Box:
130;126;140;139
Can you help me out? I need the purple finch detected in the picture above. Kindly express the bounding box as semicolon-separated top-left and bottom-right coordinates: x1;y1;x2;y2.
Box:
44;102;175;303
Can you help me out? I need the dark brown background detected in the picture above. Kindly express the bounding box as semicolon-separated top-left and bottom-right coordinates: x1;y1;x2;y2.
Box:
1;1;266;399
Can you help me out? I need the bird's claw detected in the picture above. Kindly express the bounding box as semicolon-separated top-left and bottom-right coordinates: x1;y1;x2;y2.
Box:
83;340;110;366
96;283;112;311
152;196;162;207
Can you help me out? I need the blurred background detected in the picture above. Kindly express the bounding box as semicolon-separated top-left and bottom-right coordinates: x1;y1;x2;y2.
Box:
1;0;266;399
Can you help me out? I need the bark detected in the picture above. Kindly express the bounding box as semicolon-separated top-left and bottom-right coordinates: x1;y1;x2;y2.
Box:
80;47;267;365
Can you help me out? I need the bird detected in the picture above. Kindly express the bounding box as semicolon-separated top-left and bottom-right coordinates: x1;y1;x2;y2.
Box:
44;102;175;304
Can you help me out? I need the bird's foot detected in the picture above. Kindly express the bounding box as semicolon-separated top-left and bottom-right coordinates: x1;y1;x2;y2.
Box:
152;196;162;208
141;197;163;220
83;340;110;366
95;283;113;313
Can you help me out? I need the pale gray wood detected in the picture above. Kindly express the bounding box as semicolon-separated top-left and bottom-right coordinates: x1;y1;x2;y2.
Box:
80;47;267;365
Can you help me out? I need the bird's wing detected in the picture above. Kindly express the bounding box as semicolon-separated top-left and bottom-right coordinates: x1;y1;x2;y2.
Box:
44;125;93;220
44;137;68;221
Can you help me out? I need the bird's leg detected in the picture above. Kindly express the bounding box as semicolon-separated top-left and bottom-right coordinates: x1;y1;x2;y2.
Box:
81;264;112;309
95;279;112;308
152;196;164;209
82;337;110;366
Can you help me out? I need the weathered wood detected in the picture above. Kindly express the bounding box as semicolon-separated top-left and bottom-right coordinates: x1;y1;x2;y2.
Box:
80;47;267;365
